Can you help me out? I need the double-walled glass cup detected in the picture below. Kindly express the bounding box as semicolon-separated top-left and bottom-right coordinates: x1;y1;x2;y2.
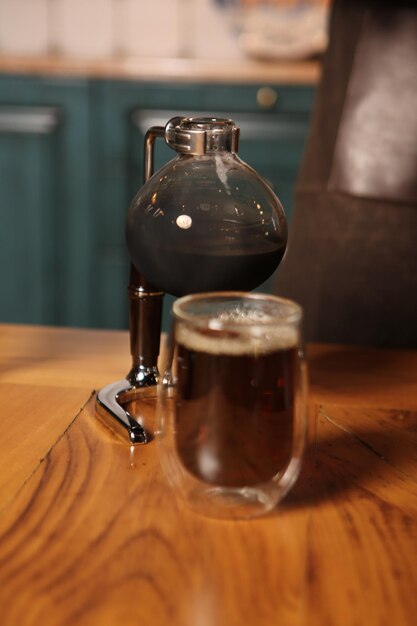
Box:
157;292;307;519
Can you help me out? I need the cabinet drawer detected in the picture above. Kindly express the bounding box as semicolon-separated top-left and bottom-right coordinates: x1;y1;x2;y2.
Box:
174;82;314;115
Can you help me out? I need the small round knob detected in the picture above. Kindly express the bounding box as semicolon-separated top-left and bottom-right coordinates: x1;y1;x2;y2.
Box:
256;87;278;109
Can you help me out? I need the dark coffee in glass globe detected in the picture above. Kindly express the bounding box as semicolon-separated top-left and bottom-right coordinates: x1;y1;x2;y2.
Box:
126;117;287;297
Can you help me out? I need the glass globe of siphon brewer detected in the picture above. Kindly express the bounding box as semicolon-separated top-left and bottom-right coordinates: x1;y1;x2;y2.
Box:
126;117;287;296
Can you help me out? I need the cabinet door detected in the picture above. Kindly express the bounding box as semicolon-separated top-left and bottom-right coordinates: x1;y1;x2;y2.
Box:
0;76;92;327
92;81;314;330
91;82;214;330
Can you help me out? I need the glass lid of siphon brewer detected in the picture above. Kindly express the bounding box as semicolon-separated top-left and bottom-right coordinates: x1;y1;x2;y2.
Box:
126;116;288;297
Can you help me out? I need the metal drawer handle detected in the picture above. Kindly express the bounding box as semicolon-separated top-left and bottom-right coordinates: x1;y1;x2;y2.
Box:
0;107;60;134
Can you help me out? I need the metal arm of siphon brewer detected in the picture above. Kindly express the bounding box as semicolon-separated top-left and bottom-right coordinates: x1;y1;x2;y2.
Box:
95;126;165;445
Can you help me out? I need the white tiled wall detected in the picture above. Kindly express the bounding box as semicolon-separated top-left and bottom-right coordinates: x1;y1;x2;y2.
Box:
115;0;181;58
0;0;242;60
182;0;243;60
52;0;114;58
0;0;48;55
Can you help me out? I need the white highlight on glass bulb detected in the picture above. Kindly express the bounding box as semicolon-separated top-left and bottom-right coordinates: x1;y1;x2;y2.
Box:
176;214;192;229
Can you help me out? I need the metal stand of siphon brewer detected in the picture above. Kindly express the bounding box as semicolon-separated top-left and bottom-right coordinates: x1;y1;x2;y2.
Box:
95;126;166;445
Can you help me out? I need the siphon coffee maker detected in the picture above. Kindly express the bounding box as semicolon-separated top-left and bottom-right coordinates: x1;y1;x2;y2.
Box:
96;116;288;444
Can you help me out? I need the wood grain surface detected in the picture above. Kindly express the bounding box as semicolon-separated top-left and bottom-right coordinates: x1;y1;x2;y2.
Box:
0;324;416;626
301;406;417;626
0;383;90;512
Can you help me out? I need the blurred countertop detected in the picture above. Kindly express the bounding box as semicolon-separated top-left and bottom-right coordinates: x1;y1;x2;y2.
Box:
0;54;320;85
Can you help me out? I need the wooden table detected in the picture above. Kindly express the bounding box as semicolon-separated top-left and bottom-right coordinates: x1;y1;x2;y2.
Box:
0;323;416;626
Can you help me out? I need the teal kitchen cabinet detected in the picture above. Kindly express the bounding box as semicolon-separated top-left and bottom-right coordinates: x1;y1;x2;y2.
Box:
0;75;93;327
91;81;314;330
0;74;314;330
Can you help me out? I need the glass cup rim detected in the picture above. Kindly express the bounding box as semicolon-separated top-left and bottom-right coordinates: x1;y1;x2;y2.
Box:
172;291;303;331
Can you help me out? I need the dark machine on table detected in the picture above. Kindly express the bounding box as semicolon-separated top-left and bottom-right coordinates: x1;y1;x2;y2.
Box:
96;116;288;444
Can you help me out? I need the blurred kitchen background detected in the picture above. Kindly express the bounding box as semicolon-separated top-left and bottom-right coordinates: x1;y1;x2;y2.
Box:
0;0;329;331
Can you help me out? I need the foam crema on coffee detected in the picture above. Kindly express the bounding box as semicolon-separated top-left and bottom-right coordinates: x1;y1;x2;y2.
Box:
176;321;299;357
174;321;299;488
